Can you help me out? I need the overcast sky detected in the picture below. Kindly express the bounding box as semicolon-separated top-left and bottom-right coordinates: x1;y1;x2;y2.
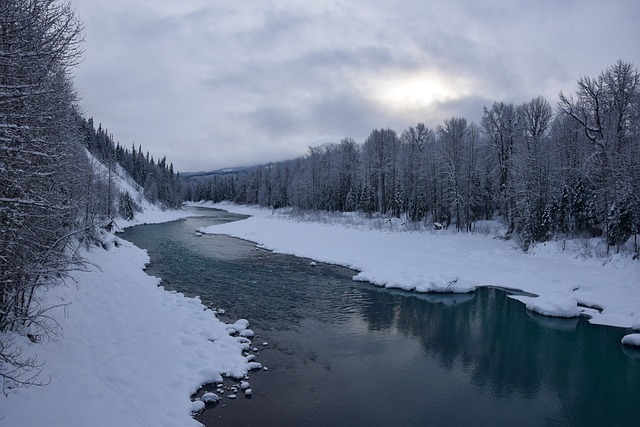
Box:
72;0;640;172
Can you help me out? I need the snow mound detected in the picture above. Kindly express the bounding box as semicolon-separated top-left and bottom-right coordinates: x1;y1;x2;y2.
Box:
633;317;640;331
228;319;250;333
353;272;476;293
621;334;640;348
513;294;580;318
191;400;205;413
201;392;220;403
247;361;263;370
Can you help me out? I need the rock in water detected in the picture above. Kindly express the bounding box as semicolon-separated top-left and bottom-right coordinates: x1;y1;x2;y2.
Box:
201;393;220;403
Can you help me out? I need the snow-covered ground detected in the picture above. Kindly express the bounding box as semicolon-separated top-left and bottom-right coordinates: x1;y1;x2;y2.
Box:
1;166;262;425
2;196;638;426
194;201;640;330
1;205;263;426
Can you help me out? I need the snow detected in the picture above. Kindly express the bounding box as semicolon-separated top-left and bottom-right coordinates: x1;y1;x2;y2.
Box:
0;167;249;427
621;334;640;348
201;392;220;403
3;192;637;425
229;319;250;333
0;225;260;426
511;294;580;318
191;400;206;413
87;151;194;230
193;201;640;329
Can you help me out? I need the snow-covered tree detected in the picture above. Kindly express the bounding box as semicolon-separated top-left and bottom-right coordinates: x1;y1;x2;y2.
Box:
0;0;85;391
559;61;640;250
482;102;522;234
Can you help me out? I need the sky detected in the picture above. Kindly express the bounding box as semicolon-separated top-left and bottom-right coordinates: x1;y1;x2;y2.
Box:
72;0;640;173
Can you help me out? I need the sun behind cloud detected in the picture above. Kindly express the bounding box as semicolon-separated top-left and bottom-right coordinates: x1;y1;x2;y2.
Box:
369;69;475;113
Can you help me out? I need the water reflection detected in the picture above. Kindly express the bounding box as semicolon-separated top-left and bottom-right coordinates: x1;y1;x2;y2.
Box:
121;208;640;427
355;286;639;427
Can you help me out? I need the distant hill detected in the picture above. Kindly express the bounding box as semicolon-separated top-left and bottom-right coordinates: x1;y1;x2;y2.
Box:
180;166;250;179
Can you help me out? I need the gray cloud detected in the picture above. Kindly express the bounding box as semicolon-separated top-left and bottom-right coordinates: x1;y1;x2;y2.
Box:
73;0;640;172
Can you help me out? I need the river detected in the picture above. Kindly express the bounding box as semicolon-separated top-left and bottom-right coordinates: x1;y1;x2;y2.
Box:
120;207;640;426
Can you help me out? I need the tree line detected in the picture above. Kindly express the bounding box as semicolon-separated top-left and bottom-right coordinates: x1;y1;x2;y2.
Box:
185;61;640;255
0;0;180;393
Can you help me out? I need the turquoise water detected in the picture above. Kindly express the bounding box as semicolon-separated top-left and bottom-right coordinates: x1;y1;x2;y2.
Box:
121;207;640;426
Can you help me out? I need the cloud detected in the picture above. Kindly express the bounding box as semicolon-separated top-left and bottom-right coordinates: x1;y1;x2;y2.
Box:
72;0;640;172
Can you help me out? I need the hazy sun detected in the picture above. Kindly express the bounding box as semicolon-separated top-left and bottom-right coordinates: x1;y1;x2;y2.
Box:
370;70;471;111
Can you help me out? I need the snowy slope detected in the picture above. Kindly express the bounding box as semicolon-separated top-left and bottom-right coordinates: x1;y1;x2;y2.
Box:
195;201;640;329
0;162;257;426
87;150;191;228
1;233;258;426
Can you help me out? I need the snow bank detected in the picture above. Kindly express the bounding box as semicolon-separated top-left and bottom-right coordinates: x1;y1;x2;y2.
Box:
511;294;580;318
621;334;640;348
0;227;254;426
194;201;640;329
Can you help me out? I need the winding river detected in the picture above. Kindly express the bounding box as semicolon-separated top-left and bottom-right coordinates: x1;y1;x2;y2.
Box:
121;207;640;426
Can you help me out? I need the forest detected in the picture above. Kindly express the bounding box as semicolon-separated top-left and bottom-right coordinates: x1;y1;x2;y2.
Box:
0;0;179;391
185;61;640;254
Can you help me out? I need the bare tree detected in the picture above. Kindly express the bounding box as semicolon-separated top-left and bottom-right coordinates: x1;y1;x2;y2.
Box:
512;97;554;247
1;0;84;392
482;102;521;234
559;61;640;250
399;123;434;221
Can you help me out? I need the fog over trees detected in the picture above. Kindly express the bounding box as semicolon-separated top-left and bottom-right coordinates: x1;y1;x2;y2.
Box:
185;61;640;255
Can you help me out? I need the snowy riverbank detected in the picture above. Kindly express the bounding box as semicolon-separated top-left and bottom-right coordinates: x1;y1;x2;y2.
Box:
0;208;261;426
195;201;640;331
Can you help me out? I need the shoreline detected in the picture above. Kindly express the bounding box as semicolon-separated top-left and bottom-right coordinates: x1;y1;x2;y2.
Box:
192;201;640;331
0;208;256;426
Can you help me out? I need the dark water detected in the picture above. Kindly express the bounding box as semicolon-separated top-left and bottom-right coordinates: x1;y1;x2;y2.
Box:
121;207;640;427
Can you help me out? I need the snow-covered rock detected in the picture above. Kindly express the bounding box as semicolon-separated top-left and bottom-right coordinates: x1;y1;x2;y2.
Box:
201;392;220;403
229;319;250;333
622;334;640;348
247;361;262;370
